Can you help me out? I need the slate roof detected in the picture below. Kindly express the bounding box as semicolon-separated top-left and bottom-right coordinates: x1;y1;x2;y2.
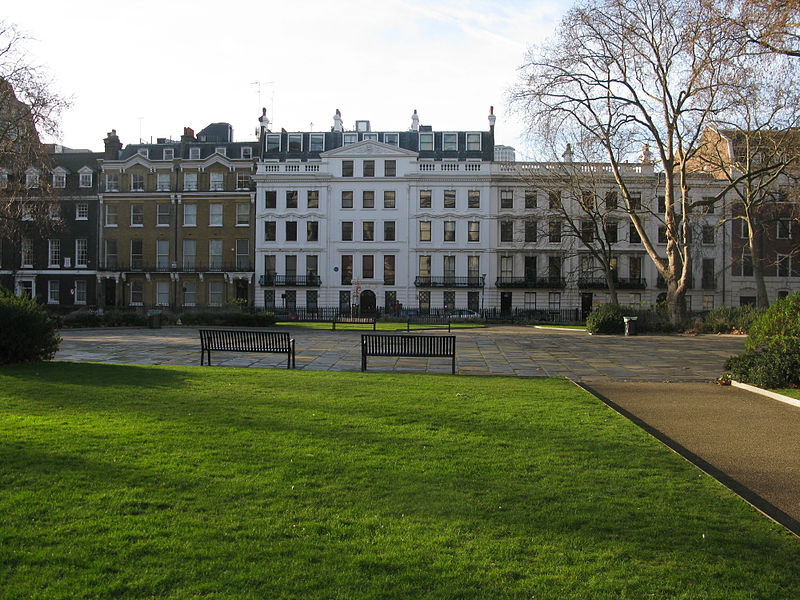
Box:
260;130;494;161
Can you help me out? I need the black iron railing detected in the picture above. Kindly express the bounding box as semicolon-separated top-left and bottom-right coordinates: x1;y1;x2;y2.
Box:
495;277;567;289
577;277;647;289
259;274;322;286
414;276;485;288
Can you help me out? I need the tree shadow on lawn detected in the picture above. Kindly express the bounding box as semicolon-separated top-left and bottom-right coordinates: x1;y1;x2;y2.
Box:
0;361;190;390
3;371;799;596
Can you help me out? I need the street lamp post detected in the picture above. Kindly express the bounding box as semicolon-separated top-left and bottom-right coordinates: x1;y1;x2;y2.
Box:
481;273;486;314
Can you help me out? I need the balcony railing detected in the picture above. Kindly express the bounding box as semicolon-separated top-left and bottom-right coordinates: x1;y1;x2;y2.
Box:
495;277;567;289
259;274;322;287
414;276;485;288
577;277;647;290
98;260;253;273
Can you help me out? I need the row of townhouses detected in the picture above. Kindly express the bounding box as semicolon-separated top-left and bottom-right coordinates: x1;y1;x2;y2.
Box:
1;109;798;316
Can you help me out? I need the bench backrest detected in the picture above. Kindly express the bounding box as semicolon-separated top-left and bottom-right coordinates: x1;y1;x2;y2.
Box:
200;329;291;352
361;334;455;357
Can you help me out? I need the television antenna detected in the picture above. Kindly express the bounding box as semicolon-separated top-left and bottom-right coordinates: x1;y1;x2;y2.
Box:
252;80;275;125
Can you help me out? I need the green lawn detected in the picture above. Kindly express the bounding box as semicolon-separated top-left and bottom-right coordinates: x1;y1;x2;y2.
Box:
775;388;800;400
1;364;798;599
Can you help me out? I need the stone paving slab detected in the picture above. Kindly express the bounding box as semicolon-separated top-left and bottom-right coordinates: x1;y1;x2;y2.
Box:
54;325;747;382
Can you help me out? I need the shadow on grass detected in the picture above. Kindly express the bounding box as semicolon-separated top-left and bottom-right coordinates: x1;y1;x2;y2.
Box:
0;361;190;390
3;367;799;597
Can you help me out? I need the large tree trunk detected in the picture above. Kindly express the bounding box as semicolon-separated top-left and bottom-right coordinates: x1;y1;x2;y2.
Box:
666;282;687;325
603;265;619;305
748;227;770;307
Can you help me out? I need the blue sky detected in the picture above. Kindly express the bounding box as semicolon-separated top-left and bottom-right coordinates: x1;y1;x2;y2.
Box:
6;0;565;158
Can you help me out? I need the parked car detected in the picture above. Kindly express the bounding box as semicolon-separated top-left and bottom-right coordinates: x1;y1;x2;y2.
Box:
447;310;482;321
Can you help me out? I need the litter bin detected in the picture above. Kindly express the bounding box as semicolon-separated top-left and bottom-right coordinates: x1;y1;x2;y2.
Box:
623;316;638;336
147;309;162;329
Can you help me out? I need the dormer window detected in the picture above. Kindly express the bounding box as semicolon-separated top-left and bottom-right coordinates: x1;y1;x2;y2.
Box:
79;173;92;188
53;171;66;189
309;134;324;152
363;133;378;141
215;147;226;157
443;133;458;151
466;133;481;151
343;133;357;145
163;148;174;160
419;133;434;151
383;133;398;146
189;147;201;160
241;146;253;160
26;168;40;189
288;134;302;152
266;134;281;152
137;148;149;158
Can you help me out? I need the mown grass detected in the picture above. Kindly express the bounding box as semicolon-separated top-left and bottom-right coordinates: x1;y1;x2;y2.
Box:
1;363;798;599
775;388;800;400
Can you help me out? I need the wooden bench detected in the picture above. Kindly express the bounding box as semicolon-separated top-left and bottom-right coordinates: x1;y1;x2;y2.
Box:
199;329;295;368
331;316;377;330
407;315;451;332
361;334;456;374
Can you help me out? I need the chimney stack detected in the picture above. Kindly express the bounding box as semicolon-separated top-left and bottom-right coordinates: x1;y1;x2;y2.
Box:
259;108;270;134
103;129;122;159
333;109;343;132
488;106;496;134
411;109;419;132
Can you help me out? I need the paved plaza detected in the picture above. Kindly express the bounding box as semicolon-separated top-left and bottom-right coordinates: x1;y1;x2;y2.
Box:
55;325;747;382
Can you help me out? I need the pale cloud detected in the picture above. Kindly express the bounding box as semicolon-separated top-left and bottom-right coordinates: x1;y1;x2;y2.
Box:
6;0;566;155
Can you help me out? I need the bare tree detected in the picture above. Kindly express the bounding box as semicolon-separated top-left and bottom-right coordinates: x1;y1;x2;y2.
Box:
694;128;800;306
716;0;800;58
0;22;70;271
514;141;643;305
511;0;742;324
689;25;800;306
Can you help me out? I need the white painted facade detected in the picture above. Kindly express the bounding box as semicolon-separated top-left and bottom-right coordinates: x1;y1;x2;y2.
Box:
253;139;493;312
253;119;797;315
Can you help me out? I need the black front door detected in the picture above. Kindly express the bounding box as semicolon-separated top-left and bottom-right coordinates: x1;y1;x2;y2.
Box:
360;290;376;315
235;280;249;306
500;292;512;314
581;293;593;321
104;279;116;307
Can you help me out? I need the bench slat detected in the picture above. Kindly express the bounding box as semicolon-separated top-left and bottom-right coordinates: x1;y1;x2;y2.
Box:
200;329;295;368
361;334;456;373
